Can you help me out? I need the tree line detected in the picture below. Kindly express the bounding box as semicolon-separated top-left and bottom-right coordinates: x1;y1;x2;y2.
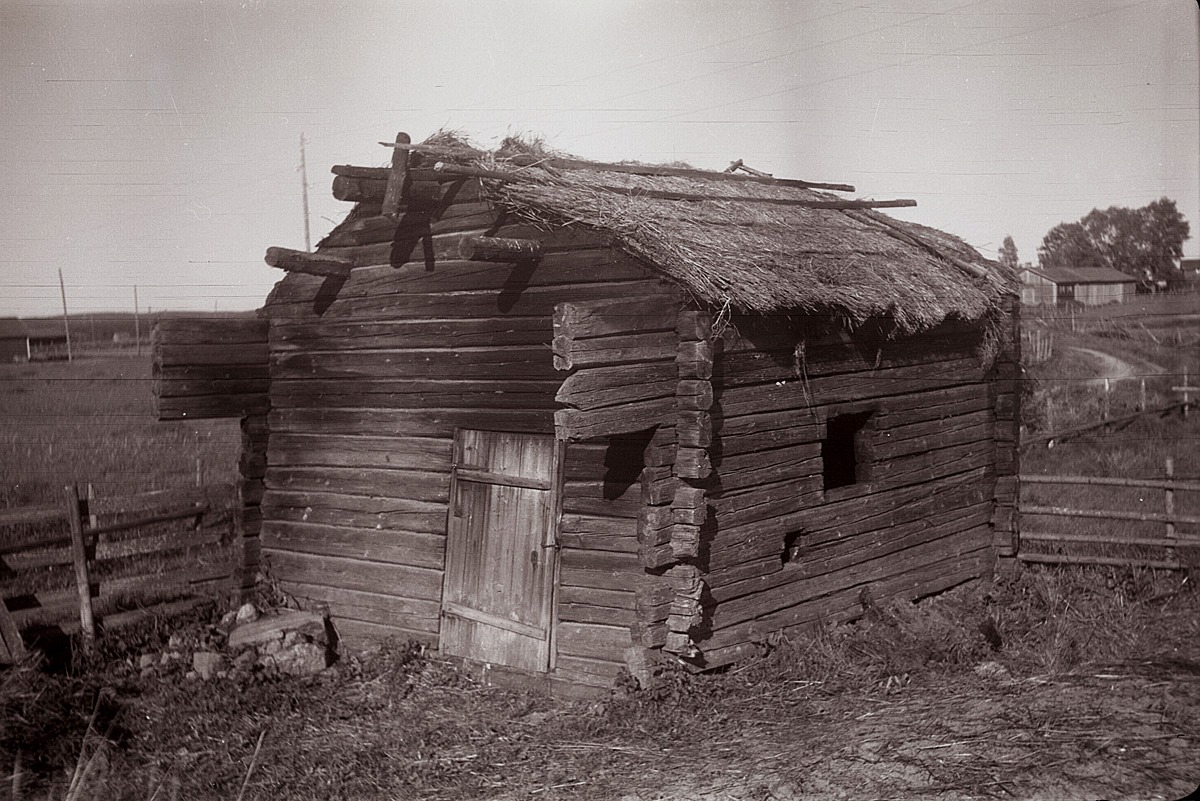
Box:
999;197;1190;287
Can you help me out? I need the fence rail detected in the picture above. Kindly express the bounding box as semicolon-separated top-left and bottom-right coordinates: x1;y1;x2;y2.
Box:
0;482;236;660
1018;461;1198;570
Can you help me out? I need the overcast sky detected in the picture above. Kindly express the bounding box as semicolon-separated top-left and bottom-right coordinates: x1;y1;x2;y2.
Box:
1;0;1197;317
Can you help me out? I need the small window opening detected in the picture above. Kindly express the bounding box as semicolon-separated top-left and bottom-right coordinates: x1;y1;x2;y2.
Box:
781;530;804;566
822;410;874;490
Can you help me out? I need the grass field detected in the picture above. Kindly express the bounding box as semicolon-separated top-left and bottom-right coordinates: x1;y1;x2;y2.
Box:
0;356;241;510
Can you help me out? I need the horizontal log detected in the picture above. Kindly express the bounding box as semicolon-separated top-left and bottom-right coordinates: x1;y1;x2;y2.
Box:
262;490;445;533
555;621;633;662
558;584;635;609
266;276;671;322
553;331;677;371
261;521;444;569
275;581;441;629
268;251;654;308
270;316;551;351
459;236;543;262
555;397;676;441
558;603;636;627
335;158;856;193
554;297;681;339
641;465;679;506
1021;505;1200;526
269;407;554;438
1022;474;1200;492
268;433;451;470
271;387;558;413
559;566;639;593
262;550;443;600
155;394;270;421
318;203;498;248
265;247;352;278
558;547;640;574
153;342;270;368
1022;530;1200;548
265;466;449;502
326;617;438;647
555;362;677;411
677;410;712;448
156;377;270;398
1016;553;1182;570
152;317;268;345
271;346;558;381
154;363;270;384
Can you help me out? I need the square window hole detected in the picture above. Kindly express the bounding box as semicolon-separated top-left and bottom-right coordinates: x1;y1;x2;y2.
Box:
822;410;874;490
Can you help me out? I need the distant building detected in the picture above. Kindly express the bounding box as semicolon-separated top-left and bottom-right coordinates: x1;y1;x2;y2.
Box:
1181;256;1200;275
20;319;70;361
1037;267;1136;306
0;318;30;362
1017;267;1057;306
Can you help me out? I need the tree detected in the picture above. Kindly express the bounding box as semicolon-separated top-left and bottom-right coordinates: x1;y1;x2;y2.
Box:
998;236;1019;271
1037;198;1190;283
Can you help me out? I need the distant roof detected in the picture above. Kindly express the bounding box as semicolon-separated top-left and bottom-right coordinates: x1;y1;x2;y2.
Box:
0;318;28;339
1018;267;1054;281
1182;256;1200;270
1038;267;1136;285
319;132;1016;335
21;318;69;339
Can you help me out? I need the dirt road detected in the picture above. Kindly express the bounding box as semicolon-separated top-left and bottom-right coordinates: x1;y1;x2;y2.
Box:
1068;347;1166;384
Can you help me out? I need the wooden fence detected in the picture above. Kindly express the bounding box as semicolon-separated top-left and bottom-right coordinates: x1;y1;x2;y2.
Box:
1018;462;1200;570
1020;328;1053;365
0;483;236;660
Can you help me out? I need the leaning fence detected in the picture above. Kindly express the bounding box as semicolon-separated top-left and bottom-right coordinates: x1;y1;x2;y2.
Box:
0;483;236;659
1018;461;1200;570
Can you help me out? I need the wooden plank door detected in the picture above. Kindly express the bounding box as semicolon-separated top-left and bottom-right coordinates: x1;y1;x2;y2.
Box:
441;429;560;673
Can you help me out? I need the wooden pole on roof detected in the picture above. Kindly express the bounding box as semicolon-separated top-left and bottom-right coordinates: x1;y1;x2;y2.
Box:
57;268;72;362
133;285;141;357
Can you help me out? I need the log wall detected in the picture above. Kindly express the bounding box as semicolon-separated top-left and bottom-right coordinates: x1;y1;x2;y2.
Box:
259;172;677;653
693;316;1005;668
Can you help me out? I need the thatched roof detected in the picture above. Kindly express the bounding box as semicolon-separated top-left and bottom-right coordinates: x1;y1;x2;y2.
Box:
410;133;1013;333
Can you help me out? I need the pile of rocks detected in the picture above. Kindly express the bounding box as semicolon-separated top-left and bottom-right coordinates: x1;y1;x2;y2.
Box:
134;603;336;682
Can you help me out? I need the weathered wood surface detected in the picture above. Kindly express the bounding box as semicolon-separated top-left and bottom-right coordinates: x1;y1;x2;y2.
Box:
264;247;352;278
153;318;270;421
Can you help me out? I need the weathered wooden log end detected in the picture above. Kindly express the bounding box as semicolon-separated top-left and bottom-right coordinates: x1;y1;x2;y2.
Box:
264;247;353;279
382;131;411;219
459;235;543;263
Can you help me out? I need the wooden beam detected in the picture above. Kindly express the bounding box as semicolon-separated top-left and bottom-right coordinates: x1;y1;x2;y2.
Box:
459;236;543;262
343;154;857;192
264;247;352;278
382;131;410;219
568;187;916;209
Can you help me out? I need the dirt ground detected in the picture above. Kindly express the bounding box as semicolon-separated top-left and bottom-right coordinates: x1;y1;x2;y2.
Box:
569;665;1200;801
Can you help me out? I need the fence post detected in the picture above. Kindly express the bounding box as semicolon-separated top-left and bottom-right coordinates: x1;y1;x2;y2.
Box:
1165;457;1176;562
64;484;96;651
1139;378;1146;412
1102;378;1110;420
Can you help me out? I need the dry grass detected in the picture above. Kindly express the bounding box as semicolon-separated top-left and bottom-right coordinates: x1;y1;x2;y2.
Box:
0;355;240;510
3;567;1198;801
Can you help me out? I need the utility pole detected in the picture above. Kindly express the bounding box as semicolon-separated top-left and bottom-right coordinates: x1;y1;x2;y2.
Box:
300;133;312;251
57;268;72;362
133;285;141;356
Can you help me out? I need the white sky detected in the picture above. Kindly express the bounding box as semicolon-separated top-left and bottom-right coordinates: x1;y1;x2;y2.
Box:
1;0;1197;317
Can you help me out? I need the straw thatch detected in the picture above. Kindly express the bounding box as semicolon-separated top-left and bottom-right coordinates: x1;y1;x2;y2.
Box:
423;133;1014;334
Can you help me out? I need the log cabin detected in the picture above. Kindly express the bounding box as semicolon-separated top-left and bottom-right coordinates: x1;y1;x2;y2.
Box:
153;131;1021;694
